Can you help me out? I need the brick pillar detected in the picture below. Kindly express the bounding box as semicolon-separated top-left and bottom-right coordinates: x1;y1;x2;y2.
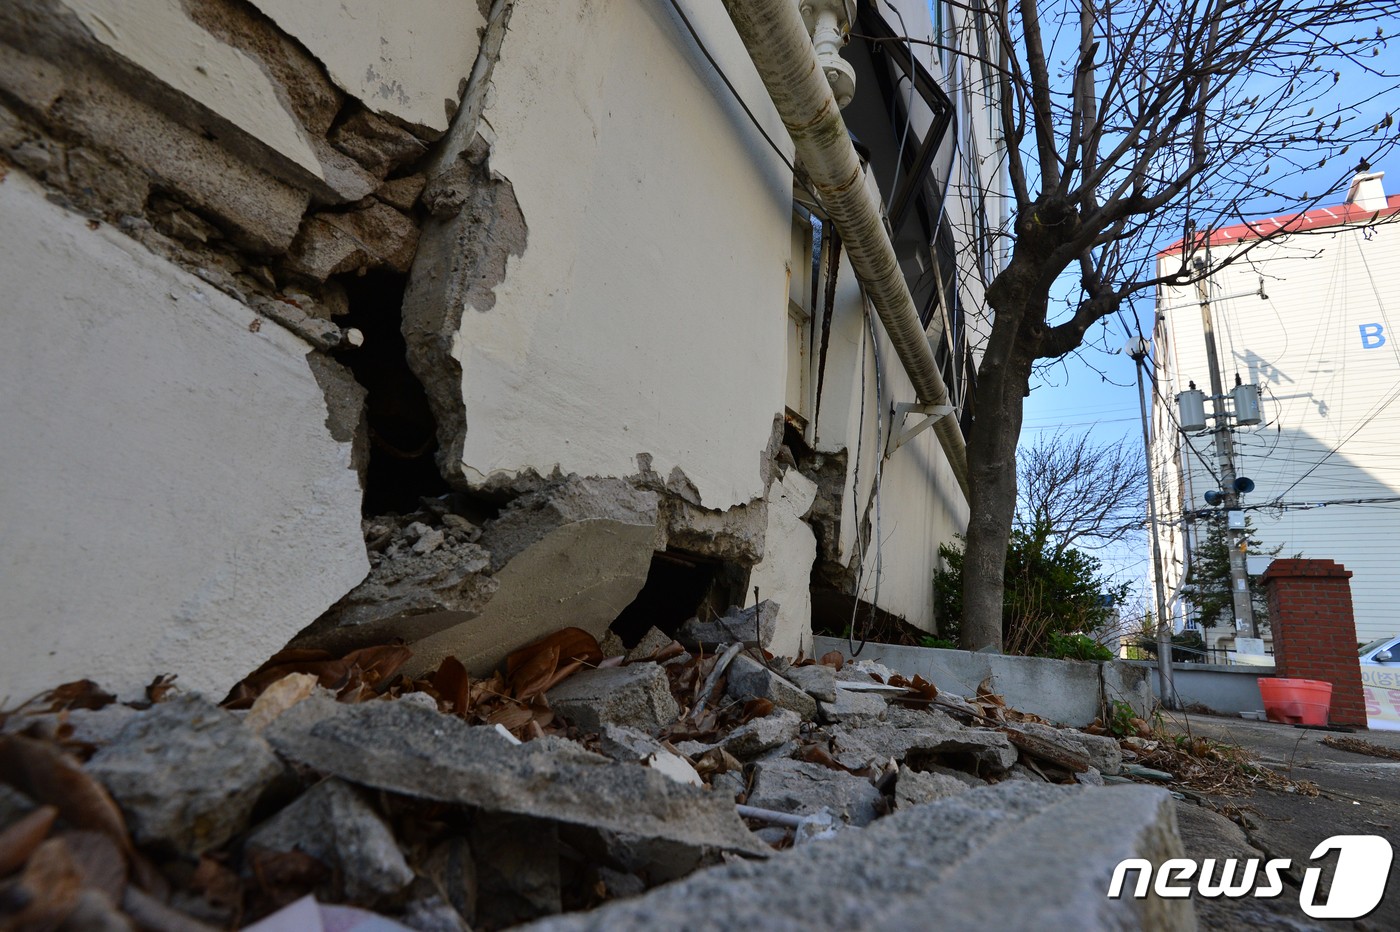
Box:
1260;558;1367;728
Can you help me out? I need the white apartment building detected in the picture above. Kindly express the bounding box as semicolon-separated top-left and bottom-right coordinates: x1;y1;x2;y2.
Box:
0;1;1006;697
1150;171;1400;650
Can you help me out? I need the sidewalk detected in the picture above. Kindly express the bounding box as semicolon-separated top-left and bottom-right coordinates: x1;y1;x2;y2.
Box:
1165;712;1400;929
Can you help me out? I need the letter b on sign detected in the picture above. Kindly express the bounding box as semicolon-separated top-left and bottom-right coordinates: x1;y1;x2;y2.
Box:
1360;323;1386;349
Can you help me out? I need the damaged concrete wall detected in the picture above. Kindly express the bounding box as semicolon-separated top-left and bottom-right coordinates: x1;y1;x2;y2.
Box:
0;0;466;698
0;171;367;701
431;0;794;511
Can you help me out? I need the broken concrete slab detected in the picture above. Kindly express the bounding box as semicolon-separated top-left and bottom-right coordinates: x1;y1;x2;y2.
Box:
1014;722;1123;776
679;603;778;653
264;697;768;857
285;201;420;280
828;715;1018;775
746;470;817;657
245;778;413;905
596;725;668;763
545;664;679;734
746;759;882;828
658;495;767;565
85;696;283;857
717;710;802;761
817;690;888;727
468;813;561;928
785;663;837;702
404;480;661;677
518;783;1191;931
893;764;970;808
723;655;818;721
329;109;429;177
293;538;496;655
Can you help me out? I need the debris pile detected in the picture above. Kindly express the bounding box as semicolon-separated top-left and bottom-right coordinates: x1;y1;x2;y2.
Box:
0;621;1224;930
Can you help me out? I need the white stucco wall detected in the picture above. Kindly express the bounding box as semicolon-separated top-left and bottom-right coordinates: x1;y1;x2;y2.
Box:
0;171;368;702
450;0;792;510
250;0;483;133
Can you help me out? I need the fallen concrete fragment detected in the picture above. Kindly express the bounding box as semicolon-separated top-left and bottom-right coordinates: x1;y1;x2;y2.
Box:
817;689;888;726
828;715;1018;775
469;813;562;928
1014;721;1123;776
679;602;779;652
893;764;970;808
546;664;679;734
784;663;837;702
85;696;282;857
518;783;1192;931
747;759;882;827
724;655;817;721
717;710;802;761
263;698;768;857
245;779;413;905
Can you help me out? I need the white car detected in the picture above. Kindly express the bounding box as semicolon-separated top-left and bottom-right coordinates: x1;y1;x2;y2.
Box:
1360;636;1400;731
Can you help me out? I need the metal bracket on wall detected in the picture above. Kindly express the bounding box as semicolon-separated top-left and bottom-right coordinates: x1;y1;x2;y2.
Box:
885;401;955;458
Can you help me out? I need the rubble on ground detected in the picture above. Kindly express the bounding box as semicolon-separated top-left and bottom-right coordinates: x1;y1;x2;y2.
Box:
0;624;1248;930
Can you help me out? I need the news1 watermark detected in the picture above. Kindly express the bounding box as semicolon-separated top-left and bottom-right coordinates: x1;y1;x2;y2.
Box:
1108;835;1393;919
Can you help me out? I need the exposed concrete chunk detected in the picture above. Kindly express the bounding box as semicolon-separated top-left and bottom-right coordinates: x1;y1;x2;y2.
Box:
747;758;881;827
469;814;561;928
718;710;802;761
519;784;1191;932
624;627;675;663
546;665;679;734
893;764;971;808
479;476;660;573
294;538;496;655
724;654;817;722
817;690;889;726
403;478;661;676
785;663;837;702
263;698;769;857
828;716;1018;775
245;778;413;905
1014;722;1123;776
331;109;430;177
747;469;818;657
596;725;669;763
85;696;282;857
376;174;427;212
679;603;778;653
403;138;527;481
657;492;767;565
285;202;420;280
306;352;369;478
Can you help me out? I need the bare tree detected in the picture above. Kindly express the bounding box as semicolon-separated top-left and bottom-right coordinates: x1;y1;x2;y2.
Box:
1016;431;1143;558
944;0;1400;650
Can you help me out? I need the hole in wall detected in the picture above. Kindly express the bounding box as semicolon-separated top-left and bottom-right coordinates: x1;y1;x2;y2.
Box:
333;271;450;515
610;549;748;648
810;588;931;646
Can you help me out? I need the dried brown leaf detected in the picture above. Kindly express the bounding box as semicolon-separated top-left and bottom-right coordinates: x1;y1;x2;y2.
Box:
506;627;604;678
510;644;560;701
0;735;130;852
58;829;127;902
540;658;585;694
738;698;775;724
487;703;535;733
146;674;179;704
10;837;84;927
342;644;413;687
432;656;471;714
32;680;117;713
0;804;57;875
244;673;319;733
818;650;845;670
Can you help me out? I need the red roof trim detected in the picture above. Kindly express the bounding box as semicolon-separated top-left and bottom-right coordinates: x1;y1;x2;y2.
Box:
1158;193;1400;256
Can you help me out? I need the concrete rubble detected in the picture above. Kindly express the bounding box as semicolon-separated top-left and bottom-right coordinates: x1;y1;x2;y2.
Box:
0;635;1199;930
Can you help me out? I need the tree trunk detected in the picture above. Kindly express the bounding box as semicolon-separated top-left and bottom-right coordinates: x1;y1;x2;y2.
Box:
960;280;1044;652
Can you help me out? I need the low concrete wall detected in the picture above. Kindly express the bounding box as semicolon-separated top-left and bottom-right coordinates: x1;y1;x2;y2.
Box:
811;637;1152;727
1124;660;1272;715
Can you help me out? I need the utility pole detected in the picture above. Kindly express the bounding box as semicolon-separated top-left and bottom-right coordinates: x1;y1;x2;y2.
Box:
1192;257;1258;638
1127;337;1175;709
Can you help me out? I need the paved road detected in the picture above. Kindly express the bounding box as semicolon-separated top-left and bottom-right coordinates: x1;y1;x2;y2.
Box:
1163;713;1400;930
